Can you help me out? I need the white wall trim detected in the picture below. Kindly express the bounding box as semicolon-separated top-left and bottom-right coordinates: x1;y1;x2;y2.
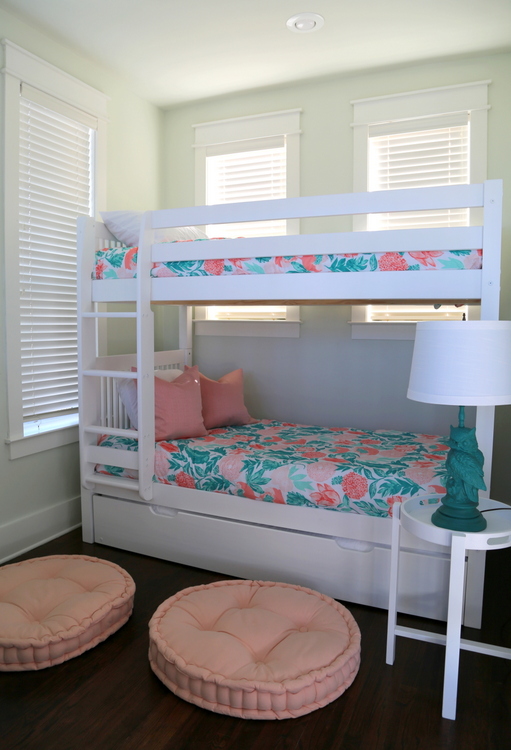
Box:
7;425;79;460
0;495;81;564
350;79;492;114
1;39;109;120
192;108;303;136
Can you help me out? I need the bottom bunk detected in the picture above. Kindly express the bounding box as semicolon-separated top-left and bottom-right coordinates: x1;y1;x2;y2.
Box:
80;350;483;625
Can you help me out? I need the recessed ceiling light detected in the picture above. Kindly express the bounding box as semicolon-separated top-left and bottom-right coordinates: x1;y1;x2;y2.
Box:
286;13;325;33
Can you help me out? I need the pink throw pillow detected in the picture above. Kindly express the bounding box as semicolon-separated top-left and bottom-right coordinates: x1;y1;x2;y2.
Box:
186;366;252;430
118;366;207;441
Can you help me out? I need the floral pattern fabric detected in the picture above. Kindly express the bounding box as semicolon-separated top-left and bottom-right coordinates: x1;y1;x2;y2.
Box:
96;420;449;517
94;244;482;280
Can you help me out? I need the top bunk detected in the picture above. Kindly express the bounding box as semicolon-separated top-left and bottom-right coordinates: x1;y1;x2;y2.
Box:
78;180;503;316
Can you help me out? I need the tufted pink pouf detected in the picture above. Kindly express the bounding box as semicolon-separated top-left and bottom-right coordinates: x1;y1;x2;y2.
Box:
0;555;135;671
149;579;361;719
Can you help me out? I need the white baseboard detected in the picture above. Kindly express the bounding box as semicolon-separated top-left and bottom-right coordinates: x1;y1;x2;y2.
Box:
0;496;82;564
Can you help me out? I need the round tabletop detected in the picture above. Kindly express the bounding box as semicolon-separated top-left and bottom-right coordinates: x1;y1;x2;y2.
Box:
400;497;511;550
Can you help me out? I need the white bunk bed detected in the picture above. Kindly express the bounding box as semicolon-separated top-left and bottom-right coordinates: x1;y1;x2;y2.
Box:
77;180;503;625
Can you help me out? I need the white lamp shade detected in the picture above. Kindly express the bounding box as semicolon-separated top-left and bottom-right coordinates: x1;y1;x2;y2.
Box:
408;320;511;406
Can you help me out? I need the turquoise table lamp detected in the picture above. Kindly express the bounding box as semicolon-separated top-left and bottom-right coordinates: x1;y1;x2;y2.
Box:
407;321;511;532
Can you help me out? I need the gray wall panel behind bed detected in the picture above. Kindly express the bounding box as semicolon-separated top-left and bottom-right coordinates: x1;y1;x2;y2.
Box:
193;304;464;436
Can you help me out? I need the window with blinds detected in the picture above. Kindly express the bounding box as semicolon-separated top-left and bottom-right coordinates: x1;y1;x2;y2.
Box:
194;110;300;331
364;119;471;325
367;120;470;230
205;144;287;238
19;95;94;434
351;83;487;338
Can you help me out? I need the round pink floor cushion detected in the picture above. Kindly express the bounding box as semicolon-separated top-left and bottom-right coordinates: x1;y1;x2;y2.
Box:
149;579;361;719
0;555;135;671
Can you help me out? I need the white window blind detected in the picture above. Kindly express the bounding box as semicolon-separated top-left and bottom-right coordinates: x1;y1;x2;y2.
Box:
206;144;287;238
19;95;94;428
367;121;470;230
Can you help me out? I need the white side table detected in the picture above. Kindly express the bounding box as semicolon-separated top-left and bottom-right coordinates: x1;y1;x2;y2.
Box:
386;496;511;720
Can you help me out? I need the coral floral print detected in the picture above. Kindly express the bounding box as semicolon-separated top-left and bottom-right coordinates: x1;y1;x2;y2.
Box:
94;244;482;279
97;420;449;517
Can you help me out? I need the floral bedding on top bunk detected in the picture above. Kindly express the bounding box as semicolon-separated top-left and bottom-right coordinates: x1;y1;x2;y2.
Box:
95;420;448;517
94;243;482;279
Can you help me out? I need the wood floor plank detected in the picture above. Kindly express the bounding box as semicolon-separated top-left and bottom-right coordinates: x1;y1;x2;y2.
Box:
1;529;510;750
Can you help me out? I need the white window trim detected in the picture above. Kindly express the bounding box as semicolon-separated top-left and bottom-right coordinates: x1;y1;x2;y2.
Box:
351;81;489;340
2;39;108;458
193;109;301;337
193;305;301;338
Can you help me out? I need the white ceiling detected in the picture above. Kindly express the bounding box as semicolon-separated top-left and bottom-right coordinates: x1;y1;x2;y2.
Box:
2;0;511;107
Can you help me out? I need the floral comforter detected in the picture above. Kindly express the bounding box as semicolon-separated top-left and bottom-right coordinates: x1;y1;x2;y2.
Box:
96;420;448;517
94;244;482;279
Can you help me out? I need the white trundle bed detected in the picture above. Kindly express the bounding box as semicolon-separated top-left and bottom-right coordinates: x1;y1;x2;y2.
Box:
77;180;503;625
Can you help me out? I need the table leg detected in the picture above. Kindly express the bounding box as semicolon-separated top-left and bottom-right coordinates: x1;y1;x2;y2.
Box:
463;549;486;628
386;501;401;665
442;532;467;720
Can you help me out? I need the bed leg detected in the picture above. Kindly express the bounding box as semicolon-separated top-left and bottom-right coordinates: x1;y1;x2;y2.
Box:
462;549;486;629
81;488;95;543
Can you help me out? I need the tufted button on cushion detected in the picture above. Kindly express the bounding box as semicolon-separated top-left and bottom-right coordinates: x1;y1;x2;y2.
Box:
149;579;361;719
0;555;135;671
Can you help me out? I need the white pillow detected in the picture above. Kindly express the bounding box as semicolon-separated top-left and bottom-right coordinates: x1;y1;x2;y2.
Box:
154;368;184;382
115;369;183;426
101;210;208;246
116;378;137;427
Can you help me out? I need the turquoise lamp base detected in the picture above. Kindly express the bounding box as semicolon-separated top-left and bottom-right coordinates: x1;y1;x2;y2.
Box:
431;503;487;532
431;406;488;533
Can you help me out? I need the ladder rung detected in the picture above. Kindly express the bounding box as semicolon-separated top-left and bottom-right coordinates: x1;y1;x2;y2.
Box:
82;312;137;318
85;474;139;491
82;369;138;379
84;425;138;438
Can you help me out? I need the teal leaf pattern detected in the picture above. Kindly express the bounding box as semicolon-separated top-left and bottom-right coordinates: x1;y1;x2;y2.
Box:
95;242;482;280
95;420;449;517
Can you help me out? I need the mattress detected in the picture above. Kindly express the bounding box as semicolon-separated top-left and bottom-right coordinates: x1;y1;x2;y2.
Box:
94;243;482;279
96;420;448;516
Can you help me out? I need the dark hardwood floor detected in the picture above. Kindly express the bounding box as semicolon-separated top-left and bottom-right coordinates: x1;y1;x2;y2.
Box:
1;529;510;750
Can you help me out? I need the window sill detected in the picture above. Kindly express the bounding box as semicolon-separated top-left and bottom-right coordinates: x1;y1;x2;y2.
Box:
194;320;301;338
7;424;79;459
350;322;416;341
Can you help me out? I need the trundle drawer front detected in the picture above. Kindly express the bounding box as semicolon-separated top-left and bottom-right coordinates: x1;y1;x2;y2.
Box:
93;495;449;620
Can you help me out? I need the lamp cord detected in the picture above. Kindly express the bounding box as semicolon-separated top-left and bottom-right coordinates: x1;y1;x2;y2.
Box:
480;508;511;513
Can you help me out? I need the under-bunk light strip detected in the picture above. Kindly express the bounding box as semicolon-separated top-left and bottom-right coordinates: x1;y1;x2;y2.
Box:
19;95;94;422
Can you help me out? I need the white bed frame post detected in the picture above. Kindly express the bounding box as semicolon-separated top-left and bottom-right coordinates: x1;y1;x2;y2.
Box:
464;179;503;628
77;215;98;542
136;213;155;501
179;306;193;365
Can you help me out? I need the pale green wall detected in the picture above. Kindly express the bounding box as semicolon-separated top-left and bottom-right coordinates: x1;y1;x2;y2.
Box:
0;7;163;559
162;51;511;501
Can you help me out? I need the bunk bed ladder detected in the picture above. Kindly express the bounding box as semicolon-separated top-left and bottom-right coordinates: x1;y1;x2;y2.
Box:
77;215;155;544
